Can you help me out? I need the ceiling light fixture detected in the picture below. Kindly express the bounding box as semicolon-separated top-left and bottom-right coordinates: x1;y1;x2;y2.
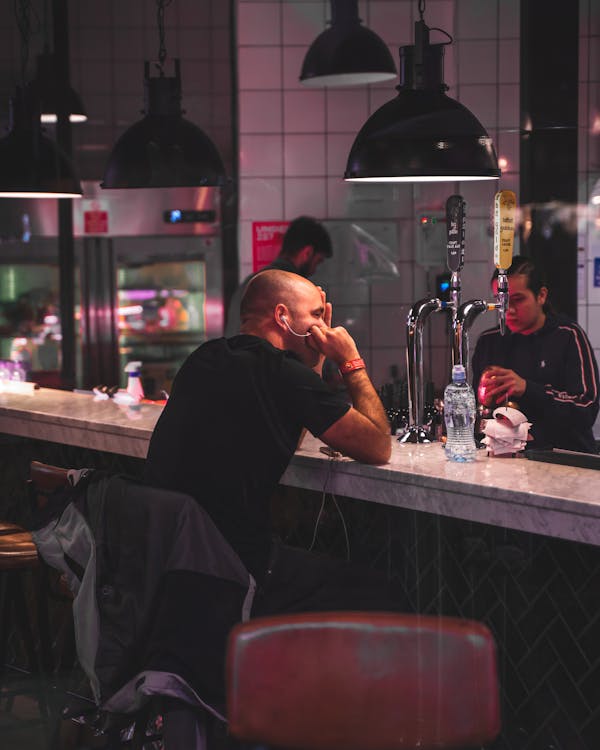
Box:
0;1;82;198
300;0;397;88
344;0;500;182
101;0;225;189
27;50;87;124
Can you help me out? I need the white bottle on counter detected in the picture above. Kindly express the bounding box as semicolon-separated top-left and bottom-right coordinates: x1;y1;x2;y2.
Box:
444;364;477;462
124;361;145;402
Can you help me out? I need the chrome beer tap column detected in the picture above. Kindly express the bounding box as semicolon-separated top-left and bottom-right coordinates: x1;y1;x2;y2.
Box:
453;190;517;381
446;195;466;367
399;195;466;443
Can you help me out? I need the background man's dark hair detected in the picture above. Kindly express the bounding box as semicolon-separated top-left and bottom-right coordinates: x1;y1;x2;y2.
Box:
491;254;552;312
280;216;332;259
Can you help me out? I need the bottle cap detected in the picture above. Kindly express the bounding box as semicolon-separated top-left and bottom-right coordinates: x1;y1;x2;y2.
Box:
451;364;466;382
124;361;142;373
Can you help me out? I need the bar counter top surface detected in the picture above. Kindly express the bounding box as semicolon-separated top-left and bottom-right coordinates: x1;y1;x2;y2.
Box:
1;387;599;545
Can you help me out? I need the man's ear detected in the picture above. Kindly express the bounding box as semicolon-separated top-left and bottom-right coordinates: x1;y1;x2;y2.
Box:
538;286;548;306
275;303;288;328
295;245;313;265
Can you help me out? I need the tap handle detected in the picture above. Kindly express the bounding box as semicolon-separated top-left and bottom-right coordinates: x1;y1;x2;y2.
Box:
493;190;516;270
446;194;466;273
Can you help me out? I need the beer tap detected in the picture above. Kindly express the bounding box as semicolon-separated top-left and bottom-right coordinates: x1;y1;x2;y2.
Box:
453;190;517;379
493;189;517;336
399;195;466;443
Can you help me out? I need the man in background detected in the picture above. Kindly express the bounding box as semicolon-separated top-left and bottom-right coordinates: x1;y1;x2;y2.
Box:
224;215;332;336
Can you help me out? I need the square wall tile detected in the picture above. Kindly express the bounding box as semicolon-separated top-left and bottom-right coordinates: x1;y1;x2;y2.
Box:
238;47;282;89
326;176;354;217
586;305;600;346
499;39;520;83
456;0;498;40
457;40;498;84
282;2;325;45
458;84;497;129
327;132;357;176
283;177;328;219
497;130;520;176
240;90;283;133
459;180;498;219
371;304;408;348
283;45;310;89
371;347;407;388
369;1;411;48
239;177;284;221
326;89;370;133
498;84;520;129
424;1;455;39
238;2;281;45
498;0;520;38
240;134;283;176
284;89;326;131
284;134;326;175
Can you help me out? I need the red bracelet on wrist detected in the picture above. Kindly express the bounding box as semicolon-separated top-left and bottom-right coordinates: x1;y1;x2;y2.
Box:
339;357;366;375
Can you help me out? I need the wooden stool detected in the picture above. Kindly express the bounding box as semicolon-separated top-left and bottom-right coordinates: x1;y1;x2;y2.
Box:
0;461;71;679
227;611;501;750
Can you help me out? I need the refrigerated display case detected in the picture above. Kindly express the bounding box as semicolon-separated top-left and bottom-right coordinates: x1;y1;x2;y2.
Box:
117;258;207;398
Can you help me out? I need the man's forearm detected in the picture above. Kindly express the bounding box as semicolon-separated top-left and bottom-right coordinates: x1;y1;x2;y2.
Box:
342;369;389;434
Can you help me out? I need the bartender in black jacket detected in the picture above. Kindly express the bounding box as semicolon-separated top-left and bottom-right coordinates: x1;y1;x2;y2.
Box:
472;256;599;453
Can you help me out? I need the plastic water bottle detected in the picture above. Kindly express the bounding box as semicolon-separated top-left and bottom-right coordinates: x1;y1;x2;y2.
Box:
444;364;477;462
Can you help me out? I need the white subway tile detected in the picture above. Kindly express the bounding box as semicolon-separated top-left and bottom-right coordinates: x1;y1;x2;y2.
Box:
239;177;284;221
238;47;282;89
326;89;370;133
238;2;282;45
457;40;498;84
240;90;283;133
283;176;328;218
240;134;283;176
283;89;326;131
284;134;326;175
282;2;325;45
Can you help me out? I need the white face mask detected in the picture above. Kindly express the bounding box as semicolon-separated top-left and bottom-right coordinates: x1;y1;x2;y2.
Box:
281;315;311;337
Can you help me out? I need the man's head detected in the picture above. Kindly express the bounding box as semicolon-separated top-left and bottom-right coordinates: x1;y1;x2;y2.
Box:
491;255;548;335
240;269;326;367
280;216;333;277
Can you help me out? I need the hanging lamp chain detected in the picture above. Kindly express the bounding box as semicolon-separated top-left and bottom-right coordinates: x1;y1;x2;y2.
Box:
156;0;174;75
418;0;425;22
14;0;41;86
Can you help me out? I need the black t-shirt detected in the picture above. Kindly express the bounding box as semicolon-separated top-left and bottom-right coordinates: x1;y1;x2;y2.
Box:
144;336;350;577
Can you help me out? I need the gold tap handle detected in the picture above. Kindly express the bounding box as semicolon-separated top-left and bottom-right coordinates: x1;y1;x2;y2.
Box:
493;190;516;270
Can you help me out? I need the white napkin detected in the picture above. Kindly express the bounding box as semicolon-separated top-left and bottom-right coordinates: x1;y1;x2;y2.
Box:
482;407;532;455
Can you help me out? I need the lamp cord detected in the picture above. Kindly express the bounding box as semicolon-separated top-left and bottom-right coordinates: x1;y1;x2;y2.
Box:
156;0;174;74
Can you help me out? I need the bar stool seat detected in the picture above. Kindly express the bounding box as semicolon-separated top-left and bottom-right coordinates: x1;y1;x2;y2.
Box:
0;530;39;569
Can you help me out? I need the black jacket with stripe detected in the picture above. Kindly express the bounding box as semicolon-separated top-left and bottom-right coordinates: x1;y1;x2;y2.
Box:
472;313;599;453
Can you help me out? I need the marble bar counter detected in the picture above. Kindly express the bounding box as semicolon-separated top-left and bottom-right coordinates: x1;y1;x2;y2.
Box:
1;387;600;545
0;387;162;459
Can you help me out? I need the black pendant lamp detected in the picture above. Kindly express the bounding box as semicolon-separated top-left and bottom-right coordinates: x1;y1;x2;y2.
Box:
300;0;397;87
102;0;225;189
0;86;82;199
345;3;500;182
26;50;87;124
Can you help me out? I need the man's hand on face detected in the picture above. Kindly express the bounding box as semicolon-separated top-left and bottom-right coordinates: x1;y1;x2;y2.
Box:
480;366;527;403
308;289;360;366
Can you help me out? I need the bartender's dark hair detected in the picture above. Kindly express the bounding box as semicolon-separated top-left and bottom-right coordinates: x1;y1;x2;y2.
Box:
491;255;552;312
280;216;332;259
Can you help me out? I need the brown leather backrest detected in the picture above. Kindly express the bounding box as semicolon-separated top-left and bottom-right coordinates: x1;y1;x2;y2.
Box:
227;611;500;750
29;460;71;509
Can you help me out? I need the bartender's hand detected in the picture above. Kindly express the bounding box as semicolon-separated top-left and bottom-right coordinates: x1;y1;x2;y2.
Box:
480;366;526;403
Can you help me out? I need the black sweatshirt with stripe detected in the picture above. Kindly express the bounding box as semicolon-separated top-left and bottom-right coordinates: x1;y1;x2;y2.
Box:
472;313;599;453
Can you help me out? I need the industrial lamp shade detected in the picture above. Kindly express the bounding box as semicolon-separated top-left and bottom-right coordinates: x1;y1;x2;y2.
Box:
300;0;396;87
27;52;87;124
102;61;225;189
345;40;500;182
0;88;82;198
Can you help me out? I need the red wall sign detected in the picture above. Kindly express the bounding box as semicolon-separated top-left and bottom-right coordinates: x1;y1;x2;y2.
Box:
84;210;109;234
252;221;289;273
